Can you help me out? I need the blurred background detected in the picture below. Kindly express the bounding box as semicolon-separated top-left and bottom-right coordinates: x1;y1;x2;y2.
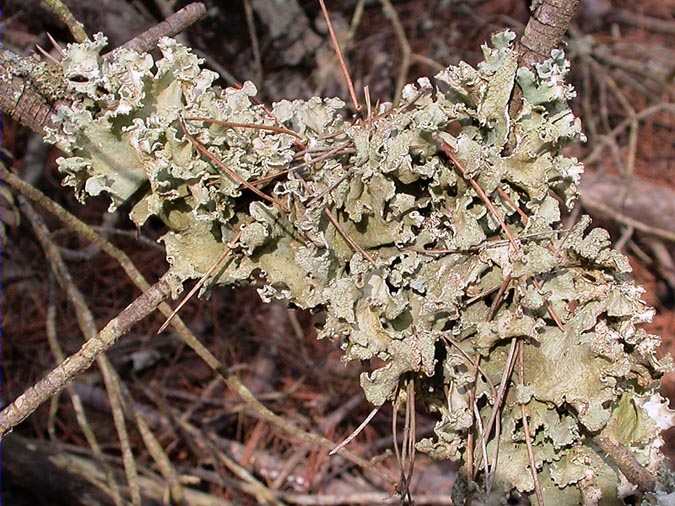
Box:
1;0;673;504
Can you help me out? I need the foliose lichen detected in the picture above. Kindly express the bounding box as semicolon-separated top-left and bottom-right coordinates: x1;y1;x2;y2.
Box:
44;31;674;504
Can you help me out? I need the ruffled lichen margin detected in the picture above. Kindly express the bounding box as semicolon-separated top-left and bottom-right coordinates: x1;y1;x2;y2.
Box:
42;31;674;504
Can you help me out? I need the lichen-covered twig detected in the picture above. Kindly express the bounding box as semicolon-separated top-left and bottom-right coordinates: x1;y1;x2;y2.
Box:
0;3;207;137
0;49;60;136
2;19;669;501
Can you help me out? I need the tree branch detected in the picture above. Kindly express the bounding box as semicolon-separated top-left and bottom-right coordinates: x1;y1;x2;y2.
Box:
0;50;59;136
0;274;171;439
594;434;656;492
39;0;89;43
115;2;206;55
517;0;582;69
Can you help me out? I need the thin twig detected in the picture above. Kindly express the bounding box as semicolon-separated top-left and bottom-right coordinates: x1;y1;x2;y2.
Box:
98;358;142;506
581;193;675;244
21;199;142;506
348;0;366;40
379;0;412;103
497;187;529;224
40;0;88;43
45;279;124;506
583;103;675;166
243;0;263;85
114;2;207;55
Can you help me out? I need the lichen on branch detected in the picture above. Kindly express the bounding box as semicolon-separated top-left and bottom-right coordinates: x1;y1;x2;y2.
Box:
38;30;674;503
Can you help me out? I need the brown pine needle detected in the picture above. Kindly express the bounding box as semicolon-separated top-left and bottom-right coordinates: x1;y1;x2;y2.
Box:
157;231;240;334
364;85;372;120
251;143;353;188
533;278;565;330
437;140;518;248
46;32;65;57
35;44;60;65
324;208;375;265
443;337;497;398
329;405;380;455
497;187;530;224
318;0;361;112
185;116;305;141
473;400;490;490
483;337;518;451
493;188;564;330
179;116;288;211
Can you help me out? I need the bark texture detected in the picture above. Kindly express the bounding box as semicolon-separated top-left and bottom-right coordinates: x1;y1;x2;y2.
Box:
0;50;59;136
517;0;582;68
